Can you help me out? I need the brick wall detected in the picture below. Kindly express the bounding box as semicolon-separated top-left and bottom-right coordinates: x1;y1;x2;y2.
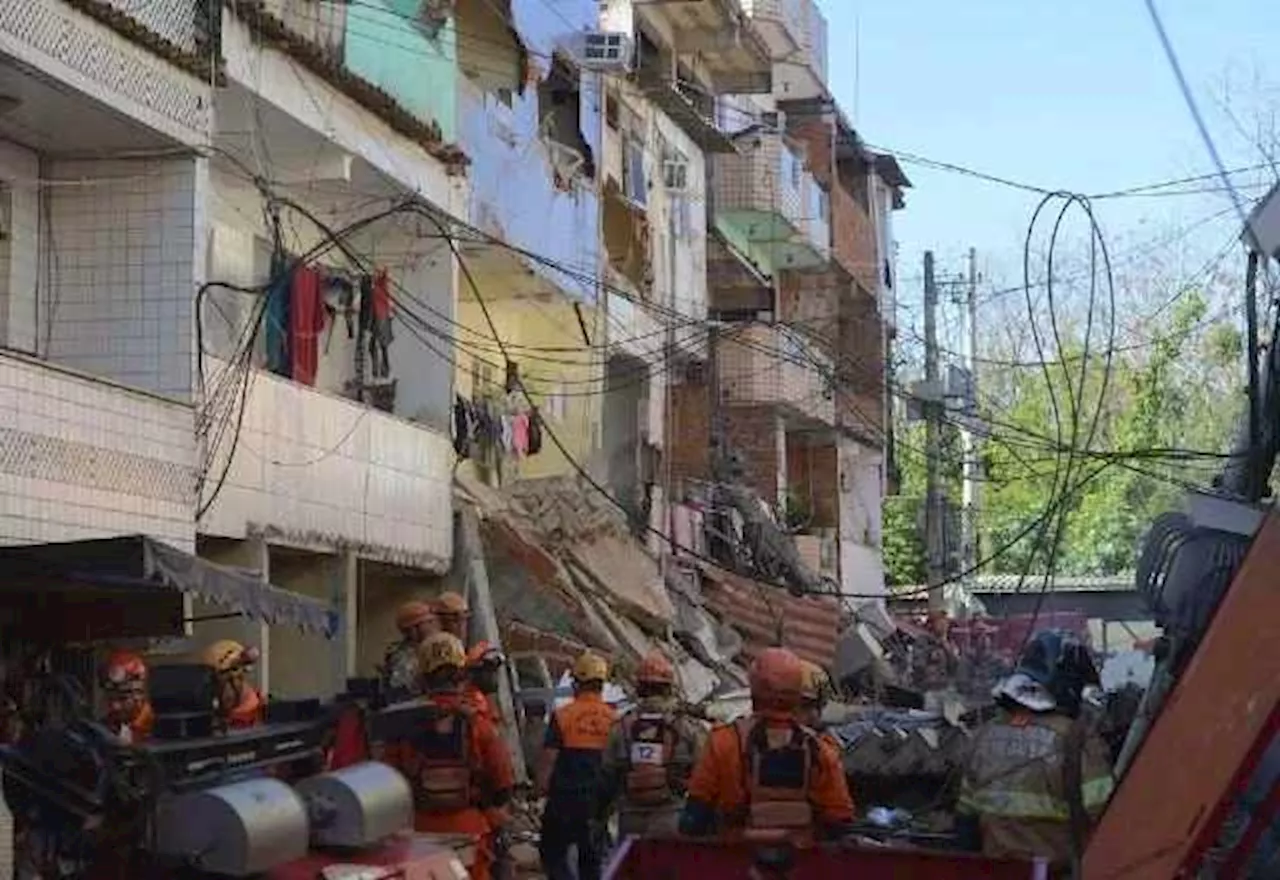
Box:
45;156;204;400
786;440;837;527
0;350;196;548
668;376;712;487
778;271;839;353
724;405;783;505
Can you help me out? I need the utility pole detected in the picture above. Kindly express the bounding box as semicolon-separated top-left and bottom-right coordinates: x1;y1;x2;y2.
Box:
923;251;946;613
960;247;980;580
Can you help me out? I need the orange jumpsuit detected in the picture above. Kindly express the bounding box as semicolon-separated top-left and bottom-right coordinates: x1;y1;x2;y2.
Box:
684;710;854;842
225;685;265;729
383;691;515;880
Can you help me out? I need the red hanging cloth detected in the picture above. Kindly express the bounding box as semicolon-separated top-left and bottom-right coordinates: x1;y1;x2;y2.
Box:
290;266;325;385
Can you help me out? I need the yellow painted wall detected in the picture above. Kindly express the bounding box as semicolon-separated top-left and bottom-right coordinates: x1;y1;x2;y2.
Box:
454;265;603;483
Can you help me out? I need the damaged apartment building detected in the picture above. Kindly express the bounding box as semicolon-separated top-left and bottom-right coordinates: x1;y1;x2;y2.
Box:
0;0;908;733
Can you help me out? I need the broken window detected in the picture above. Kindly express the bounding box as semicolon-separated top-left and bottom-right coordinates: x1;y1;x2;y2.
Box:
454;0;525;98
623;136;647;206
538;53;596;185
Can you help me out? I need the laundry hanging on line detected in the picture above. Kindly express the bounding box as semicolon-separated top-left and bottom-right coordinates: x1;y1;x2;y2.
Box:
452;394;543;462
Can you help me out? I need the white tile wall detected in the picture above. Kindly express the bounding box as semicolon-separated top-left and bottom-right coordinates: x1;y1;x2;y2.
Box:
200;361;453;572
0;139;39;352
44;156;202;400
0;350;196;549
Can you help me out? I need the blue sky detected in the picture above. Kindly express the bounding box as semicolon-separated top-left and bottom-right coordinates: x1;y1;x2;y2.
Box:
821;0;1280;300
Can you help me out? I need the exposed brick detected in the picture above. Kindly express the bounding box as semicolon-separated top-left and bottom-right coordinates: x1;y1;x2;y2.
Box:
668;377;712;488
786;441;838;527
724;406;782;505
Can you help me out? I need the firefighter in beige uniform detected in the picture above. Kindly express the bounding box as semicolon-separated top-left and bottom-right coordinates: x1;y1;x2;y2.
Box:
598;651;705;839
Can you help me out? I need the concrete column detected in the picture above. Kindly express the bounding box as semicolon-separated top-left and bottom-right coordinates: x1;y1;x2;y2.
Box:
334;549;359;687
195;536;270;694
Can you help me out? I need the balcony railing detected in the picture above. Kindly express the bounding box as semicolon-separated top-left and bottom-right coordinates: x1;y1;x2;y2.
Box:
717;324;834;426
713;133;828;270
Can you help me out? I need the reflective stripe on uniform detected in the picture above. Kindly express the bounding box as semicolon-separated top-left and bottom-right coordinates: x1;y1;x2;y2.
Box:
959;772;1115;821
1081;774;1115;810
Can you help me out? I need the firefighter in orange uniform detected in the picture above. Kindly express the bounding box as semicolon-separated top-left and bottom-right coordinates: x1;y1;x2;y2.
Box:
382;600;437;700
202;639;264;730
599;650;704;839
101;650;154;744
797;660;840;751
383;632;515;880
538;651;616;880
434;591;471;643
464;641;506;723
679;647;855;844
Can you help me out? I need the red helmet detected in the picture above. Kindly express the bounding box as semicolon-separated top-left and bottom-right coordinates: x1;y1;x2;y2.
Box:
749;647;804;712
636;650;676;686
103;651;147;694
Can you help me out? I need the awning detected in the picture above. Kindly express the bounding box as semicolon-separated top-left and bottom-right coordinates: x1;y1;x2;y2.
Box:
0;536;336;637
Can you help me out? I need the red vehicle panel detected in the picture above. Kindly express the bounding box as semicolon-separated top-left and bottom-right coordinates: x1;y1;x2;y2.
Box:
604;837;1048;880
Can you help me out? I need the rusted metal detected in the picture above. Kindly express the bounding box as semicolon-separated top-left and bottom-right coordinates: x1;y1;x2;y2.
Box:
1082;512;1280;880
701;569;841;667
604;837;1046;880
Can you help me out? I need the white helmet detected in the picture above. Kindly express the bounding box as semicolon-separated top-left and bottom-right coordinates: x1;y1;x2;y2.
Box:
992;672;1057;713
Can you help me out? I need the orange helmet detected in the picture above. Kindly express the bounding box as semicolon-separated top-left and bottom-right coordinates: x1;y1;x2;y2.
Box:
102;651;148;692
749;647;804;712
396;600;434;633
466;641;506;670
434;591;470;618
636;650;676;687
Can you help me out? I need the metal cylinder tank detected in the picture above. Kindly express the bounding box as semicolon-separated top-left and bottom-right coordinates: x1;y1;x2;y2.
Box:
150;777;310;876
294;761;413;849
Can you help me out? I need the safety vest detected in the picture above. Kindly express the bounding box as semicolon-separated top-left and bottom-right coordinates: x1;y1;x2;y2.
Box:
407;705;475;814
622;712;681;807
733;718;818;832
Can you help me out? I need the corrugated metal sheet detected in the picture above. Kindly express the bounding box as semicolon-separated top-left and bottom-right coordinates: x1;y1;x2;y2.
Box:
700;568;840;668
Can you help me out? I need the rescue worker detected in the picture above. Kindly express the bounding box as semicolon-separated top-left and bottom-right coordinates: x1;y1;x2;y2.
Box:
796;660;838;751
679;646;855;844
598;650;704;839
382;632;515;880
382;599;436;700
202;639;264;730
101;650;154;744
464;641;506;723
434;590;471;643
958;629;1115;876
465;640;513;880
538;651;616;880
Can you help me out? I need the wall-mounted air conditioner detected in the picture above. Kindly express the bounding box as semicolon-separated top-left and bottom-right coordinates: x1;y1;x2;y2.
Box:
568;31;633;71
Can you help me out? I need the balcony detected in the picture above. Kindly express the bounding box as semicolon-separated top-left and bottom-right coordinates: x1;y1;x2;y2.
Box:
717;324;834;427
0;351;196;548
770;0;828;102
740;0;804;59
634;0;772;94
200;364;454;572
712;132;829;273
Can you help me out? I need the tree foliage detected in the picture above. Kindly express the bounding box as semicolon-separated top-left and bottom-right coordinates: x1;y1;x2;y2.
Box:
884;286;1246;587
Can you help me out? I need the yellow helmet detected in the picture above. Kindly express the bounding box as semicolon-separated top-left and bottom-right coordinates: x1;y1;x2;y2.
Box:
572;651;609;684
416;632;467;676
201;639;257;674
799;660;832;705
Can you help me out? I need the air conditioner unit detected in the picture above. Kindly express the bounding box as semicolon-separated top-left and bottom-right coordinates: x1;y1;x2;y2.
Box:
571;32;632;71
759;110;785;131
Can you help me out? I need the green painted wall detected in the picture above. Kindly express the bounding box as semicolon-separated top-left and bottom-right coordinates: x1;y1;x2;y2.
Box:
344;0;457;141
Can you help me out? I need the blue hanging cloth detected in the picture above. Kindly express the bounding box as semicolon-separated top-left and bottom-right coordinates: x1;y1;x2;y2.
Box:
264;255;291;378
